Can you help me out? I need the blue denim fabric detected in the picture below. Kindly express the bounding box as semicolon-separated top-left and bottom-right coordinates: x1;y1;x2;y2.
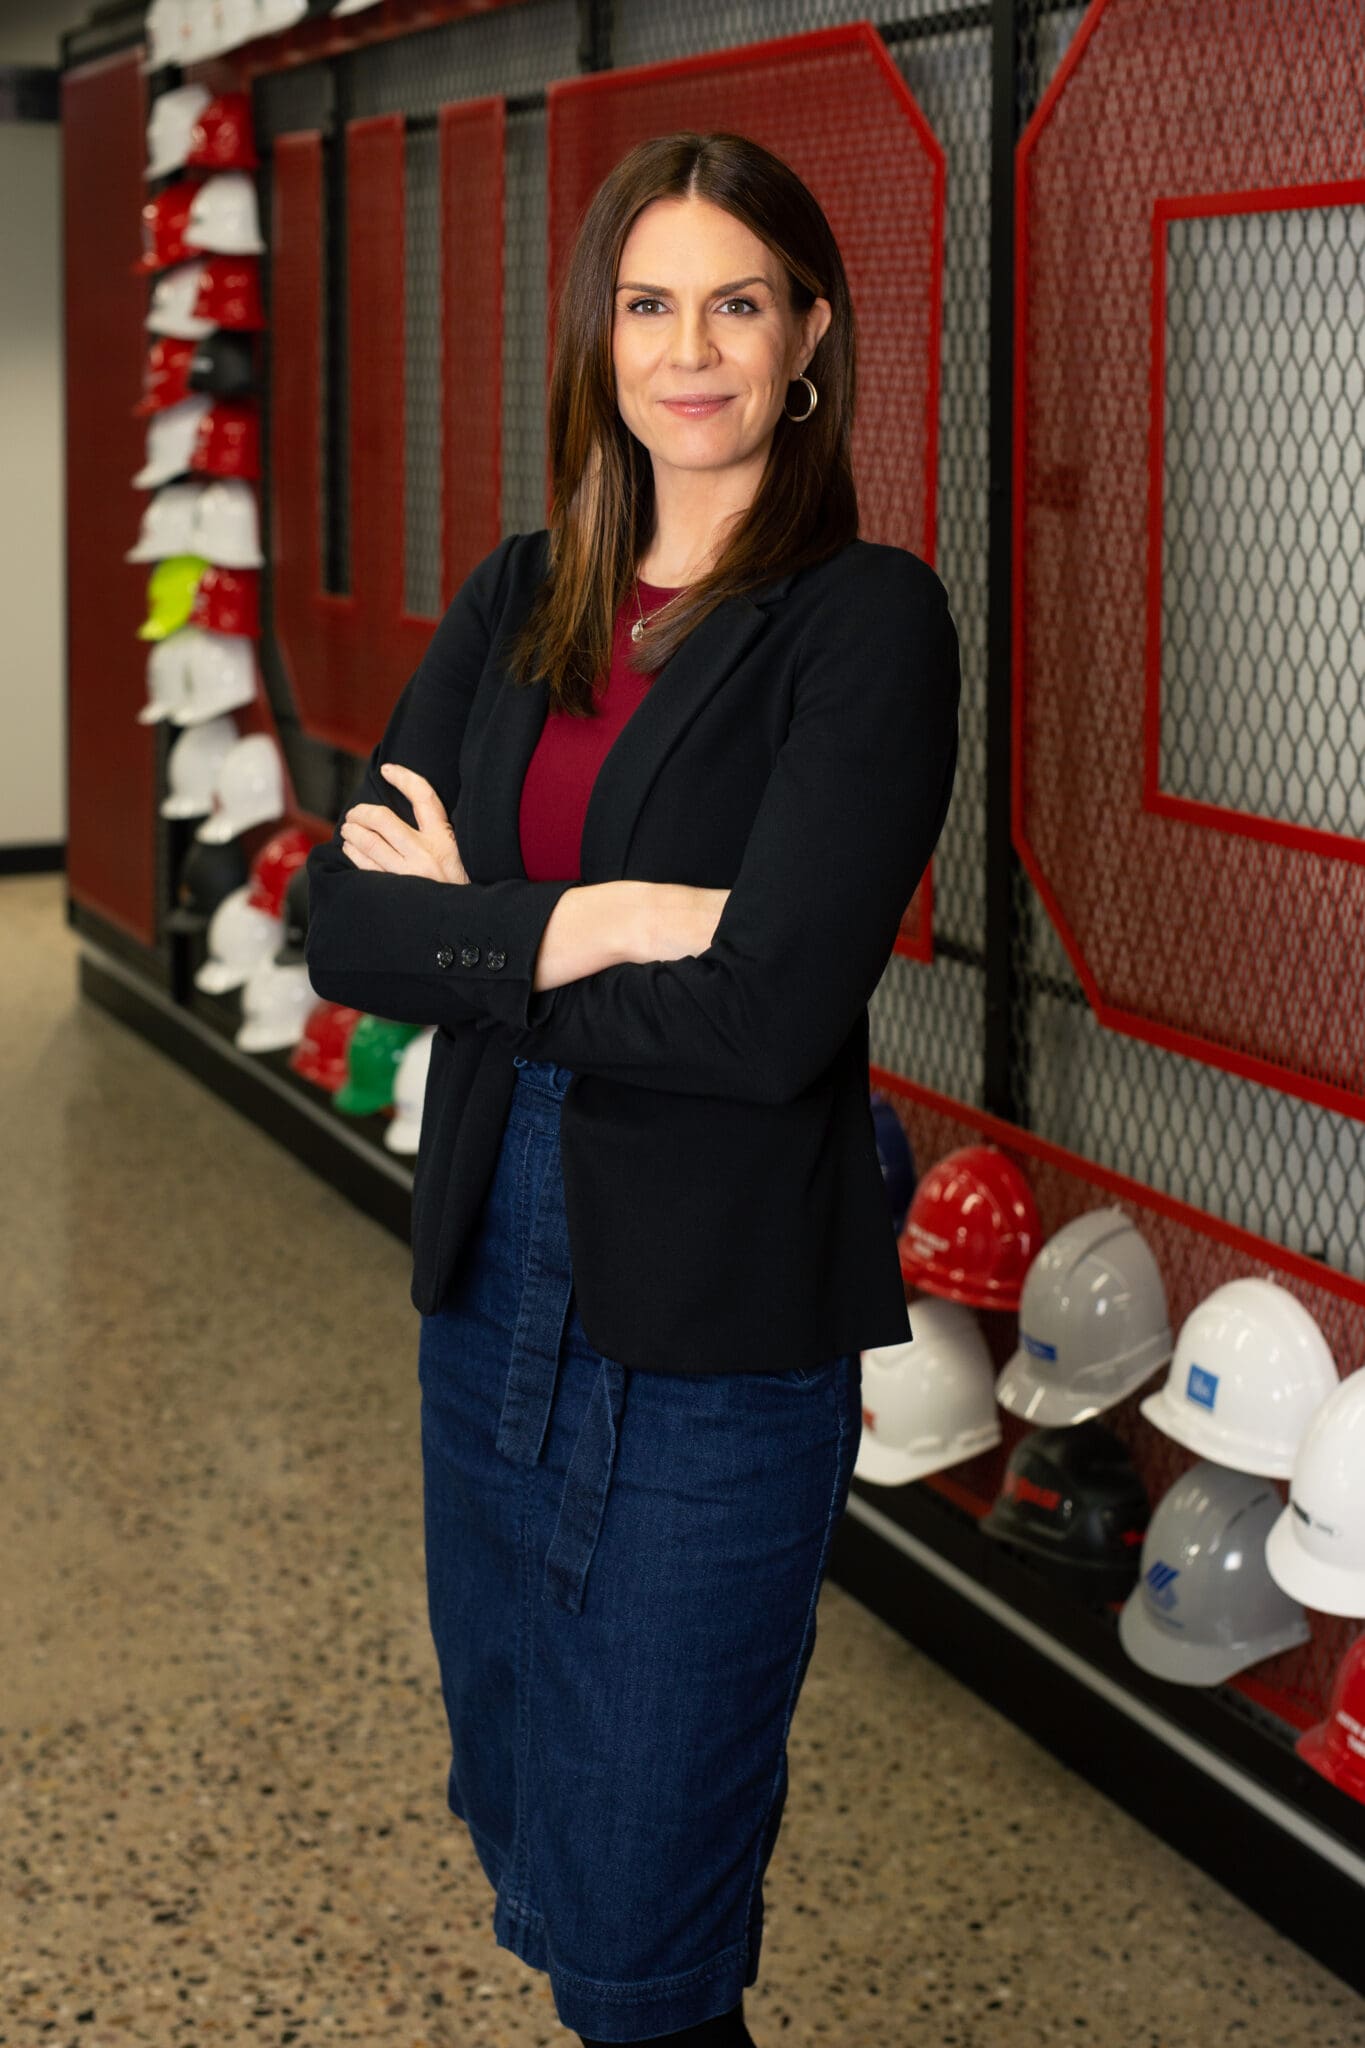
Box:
417;1055;862;2042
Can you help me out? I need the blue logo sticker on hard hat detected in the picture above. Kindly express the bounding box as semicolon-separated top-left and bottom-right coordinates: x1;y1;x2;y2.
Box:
1144;1560;1180;1613
1022;1333;1058;1362
1186;1363;1218;1410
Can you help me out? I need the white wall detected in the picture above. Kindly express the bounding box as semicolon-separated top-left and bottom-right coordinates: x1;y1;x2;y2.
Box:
0;0;106;848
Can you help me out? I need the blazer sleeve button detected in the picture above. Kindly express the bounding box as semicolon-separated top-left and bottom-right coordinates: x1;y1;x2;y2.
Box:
435;944;455;969
459;942;481;968
486;948;506;971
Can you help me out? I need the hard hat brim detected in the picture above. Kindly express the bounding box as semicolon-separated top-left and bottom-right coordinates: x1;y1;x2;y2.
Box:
1265;1506;1365;1618
1118;1587;1309;1687
1137;1389;1292;1480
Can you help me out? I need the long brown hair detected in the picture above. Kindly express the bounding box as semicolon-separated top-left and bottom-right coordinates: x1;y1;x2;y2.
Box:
504;130;859;714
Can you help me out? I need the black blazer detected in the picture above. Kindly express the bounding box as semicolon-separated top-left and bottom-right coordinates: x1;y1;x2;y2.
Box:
304;527;960;1374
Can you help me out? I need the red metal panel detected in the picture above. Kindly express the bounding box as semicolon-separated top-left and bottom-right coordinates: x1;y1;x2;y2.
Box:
548;22;946;962
1013;0;1365;1119
63;51;158;945
872;1067;1365;1732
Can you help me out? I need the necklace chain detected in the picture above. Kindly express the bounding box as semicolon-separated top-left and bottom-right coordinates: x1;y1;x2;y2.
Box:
631;573;688;644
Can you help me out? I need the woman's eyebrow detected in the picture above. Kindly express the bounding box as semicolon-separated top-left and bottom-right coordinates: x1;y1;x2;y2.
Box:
615;274;771;294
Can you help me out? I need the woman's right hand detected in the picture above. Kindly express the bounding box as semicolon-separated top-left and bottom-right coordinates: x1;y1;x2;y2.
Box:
633;882;732;963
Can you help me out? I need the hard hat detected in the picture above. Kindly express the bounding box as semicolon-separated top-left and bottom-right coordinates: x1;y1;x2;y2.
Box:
145;82;211;180
136;554;208;641
165;837;249;934
185;92;259;173
870;1093;916;1236
189;401;260;482
177;629;258;726
188;563;260;637
196;733;285;843
855;1295;1001;1486
982;1421;1149;1603
194;884;284;995
246;827;318;921
1117;1462;1310;1687
133;336;196;419
290;1000;365;1093
386;1026;437;1154
188;475;264;568
133;179;200;275
198;0;258;57
191;255;266;333
175;0;223;61
899;1144;1041;1311
126;479;205;562
137;634;195;724
160;716;239;820
273;864;310;965
1140;1277;1339;1478
188;332;257;403
146;259;214;341
1265;1366;1365;1616
184;172;265;258
236;960;318;1054
335;1016;421;1117
333;0;384;12
254;0;309;30
132;394;212;488
142;0;188;70
997;1207;1173;1426
1296;1635;1365;1806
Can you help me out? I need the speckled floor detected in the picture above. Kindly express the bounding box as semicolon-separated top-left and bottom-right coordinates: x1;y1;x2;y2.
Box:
3;870;1364;2048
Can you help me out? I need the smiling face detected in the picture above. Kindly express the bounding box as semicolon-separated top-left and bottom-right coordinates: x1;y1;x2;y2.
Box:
611;193;831;497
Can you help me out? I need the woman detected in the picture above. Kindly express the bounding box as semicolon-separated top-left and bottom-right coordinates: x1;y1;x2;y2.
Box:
305;131;960;2048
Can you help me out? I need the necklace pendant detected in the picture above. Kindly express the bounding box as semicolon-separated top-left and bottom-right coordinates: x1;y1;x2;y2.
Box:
630;618;645;642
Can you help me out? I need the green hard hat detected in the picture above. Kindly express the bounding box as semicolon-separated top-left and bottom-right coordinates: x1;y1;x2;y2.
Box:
137;552;209;641
334;1015;421;1117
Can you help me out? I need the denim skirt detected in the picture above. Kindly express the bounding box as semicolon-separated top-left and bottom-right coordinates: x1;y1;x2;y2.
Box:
417;1054;862;2042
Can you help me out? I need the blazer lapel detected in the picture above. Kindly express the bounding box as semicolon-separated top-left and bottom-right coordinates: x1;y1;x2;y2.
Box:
454;560;798;886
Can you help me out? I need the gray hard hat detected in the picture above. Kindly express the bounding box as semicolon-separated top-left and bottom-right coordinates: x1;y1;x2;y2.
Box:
996;1206;1172;1426
1118;1460;1311;1687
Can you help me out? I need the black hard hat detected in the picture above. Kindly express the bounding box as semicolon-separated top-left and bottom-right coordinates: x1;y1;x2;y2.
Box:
165;837;249;934
273;862;310;965
188;331;257;401
981;1420;1149;1604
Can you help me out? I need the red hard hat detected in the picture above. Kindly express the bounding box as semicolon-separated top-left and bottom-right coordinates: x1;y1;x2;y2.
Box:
189;563;261;638
133;178;200;275
133;336;196;417
192;256;266;332
185;92;260;174
898;1143;1041;1311
246;828;318;920
189;401;261;482
1297;1635;1365;1807
291;1002;365;1094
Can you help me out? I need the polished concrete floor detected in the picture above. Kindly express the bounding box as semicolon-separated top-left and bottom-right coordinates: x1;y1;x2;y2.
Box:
3;871;1364;2048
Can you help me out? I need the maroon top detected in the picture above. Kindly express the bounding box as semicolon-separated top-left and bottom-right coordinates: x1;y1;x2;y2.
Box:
518;578;684;881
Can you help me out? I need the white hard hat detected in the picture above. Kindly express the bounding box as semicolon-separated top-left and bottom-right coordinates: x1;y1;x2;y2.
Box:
1265;1366;1365;1617
997;1207;1172;1426
132;394;212;490
1140;1277;1339;1478
126;479;206;562
137;635;195;725
145;82;211;180
160;715;239;820
196;732;285;843
184;172;265;258
142;0;187;69
385;1027;436;1154
145;259;213;340
855;1295;1001;1487
236;960;317;1053
194;885;283;995
188;477;263;568
253;0;309;30
1118;1461;1310;1687
176;630;258;726
333;0;383;13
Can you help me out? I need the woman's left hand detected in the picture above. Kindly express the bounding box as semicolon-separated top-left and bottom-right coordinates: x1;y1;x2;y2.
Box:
339;763;470;884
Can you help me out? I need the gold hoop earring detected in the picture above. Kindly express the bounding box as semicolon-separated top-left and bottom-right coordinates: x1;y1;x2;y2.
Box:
783;374;818;422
